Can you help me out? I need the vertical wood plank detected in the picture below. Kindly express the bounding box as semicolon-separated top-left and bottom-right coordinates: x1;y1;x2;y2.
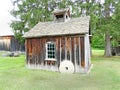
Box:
84;34;90;68
65;37;67;60
81;37;85;67
61;37;65;61
66;37;70;60
60;37;61;63
71;37;74;64
70;37;72;61
74;37;77;71
76;37;79;65
25;39;28;64
55;37;60;66
79;36;81;67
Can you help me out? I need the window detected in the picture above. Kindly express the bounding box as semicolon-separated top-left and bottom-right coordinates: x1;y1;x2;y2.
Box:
46;42;56;60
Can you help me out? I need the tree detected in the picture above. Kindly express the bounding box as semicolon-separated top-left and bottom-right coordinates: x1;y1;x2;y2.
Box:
102;0;113;56
10;0;54;44
97;0;120;56
112;0;120;46
89;0;120;56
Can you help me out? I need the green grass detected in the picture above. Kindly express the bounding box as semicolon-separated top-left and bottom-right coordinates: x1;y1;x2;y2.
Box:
0;50;120;90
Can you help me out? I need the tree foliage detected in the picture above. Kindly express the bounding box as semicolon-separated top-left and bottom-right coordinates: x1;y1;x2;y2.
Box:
95;0;120;56
10;0;53;44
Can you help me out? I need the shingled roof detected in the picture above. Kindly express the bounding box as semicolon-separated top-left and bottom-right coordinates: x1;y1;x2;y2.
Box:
23;16;90;38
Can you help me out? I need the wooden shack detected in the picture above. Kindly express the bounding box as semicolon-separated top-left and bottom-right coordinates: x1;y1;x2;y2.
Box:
111;41;120;56
23;9;91;73
0;35;25;51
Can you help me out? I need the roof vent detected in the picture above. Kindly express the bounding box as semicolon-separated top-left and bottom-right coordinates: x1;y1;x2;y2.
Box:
53;8;70;22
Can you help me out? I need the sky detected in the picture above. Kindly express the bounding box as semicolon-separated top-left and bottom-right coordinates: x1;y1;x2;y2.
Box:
0;0;14;36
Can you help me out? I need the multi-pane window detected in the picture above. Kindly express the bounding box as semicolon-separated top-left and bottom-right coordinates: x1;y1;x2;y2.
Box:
46;42;56;59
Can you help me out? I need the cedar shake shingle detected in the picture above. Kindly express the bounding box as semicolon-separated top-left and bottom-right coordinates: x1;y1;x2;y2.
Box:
23;16;90;38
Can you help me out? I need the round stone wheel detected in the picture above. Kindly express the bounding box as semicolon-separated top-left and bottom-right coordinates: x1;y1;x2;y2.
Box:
59;60;74;73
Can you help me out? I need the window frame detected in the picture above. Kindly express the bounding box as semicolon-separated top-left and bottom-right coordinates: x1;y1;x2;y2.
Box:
45;42;56;61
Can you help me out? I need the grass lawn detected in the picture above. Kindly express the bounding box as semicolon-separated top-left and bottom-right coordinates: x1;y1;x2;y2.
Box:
0;50;120;90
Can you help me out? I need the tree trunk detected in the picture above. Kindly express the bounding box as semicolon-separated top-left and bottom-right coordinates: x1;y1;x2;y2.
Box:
104;30;112;57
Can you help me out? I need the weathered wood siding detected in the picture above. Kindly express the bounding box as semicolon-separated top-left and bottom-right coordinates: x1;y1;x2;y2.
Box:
0;36;11;51
26;35;85;71
0;36;25;51
10;37;25;51
112;46;120;56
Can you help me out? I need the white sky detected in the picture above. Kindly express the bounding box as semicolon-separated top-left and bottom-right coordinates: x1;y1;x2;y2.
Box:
0;0;14;36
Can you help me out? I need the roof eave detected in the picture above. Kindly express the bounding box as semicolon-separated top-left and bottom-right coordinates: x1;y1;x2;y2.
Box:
23;32;89;39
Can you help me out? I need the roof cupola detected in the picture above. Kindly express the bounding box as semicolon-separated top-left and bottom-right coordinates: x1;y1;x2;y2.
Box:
53;8;70;22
